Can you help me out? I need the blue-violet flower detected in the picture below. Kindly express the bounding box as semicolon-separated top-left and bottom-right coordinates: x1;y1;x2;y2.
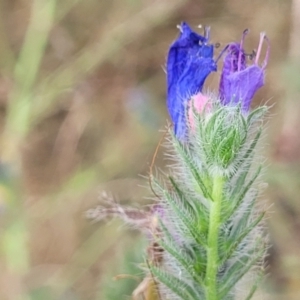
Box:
219;30;270;111
167;22;217;139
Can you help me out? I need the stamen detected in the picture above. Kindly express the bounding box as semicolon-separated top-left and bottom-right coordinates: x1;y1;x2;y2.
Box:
215;44;229;63
262;35;270;69
245;49;256;60
238;29;249;71
176;24;183;33
250;49;256;60
255;32;266;65
204;26;210;42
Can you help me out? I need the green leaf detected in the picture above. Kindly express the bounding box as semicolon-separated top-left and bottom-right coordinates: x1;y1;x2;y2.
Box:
225;166;261;222
193;105;215;164
169;176;209;233
228;191;259;239
158;220;205;285
244;268;264;300
172;136;211;199
231;128;262;180
220;211;264;265
231;210;264;242
153;179;206;247
204;107;224;139
215;127;240;167
219;244;264;298
247;106;268;125
150;266;201;300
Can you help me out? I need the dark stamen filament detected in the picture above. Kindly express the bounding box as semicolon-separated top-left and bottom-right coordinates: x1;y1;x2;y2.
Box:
238;29;249;72
215;44;229;63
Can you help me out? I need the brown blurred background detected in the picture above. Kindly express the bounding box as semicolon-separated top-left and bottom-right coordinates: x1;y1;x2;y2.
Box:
0;0;299;299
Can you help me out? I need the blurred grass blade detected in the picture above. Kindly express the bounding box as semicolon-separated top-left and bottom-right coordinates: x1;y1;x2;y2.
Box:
6;0;58;143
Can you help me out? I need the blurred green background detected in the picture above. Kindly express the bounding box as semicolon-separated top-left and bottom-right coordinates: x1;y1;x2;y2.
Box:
0;0;299;299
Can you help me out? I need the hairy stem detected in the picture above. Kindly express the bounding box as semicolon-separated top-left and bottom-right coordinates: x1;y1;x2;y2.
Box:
205;176;224;300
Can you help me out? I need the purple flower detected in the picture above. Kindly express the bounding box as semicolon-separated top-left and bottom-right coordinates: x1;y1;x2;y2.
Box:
219;30;270;111
167;22;217;140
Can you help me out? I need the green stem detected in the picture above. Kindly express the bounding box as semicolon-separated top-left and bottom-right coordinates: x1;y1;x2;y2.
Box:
0;2;57;299
7;0;58;139
1;0;58;164
205;176;224;300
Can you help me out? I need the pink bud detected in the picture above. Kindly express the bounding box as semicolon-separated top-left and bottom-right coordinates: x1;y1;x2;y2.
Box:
188;93;211;130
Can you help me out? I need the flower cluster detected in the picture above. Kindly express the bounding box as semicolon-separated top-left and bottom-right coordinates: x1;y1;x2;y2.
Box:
167;22;269;140
149;23;270;300
88;22;270;300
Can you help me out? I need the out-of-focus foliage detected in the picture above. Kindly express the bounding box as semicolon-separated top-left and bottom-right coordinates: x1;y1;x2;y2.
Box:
0;0;299;299
99;237;146;300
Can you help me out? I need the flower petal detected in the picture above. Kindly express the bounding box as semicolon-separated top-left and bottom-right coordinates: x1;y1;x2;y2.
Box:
167;22;217;139
219;31;269;111
221;65;264;111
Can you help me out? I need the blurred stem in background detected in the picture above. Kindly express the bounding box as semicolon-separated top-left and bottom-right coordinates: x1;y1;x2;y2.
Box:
0;1;57;299
33;0;187;123
3;0;58;162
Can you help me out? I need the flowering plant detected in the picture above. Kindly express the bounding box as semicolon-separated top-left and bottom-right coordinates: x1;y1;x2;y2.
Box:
88;22;270;300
